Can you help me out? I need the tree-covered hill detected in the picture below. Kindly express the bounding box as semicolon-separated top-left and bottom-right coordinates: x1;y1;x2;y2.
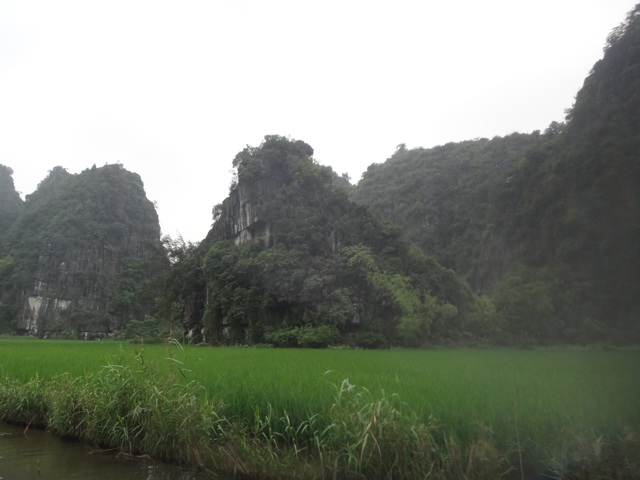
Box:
0;164;164;337
170;136;476;347
352;133;547;292
353;5;640;344
0;165;25;249
1;7;638;347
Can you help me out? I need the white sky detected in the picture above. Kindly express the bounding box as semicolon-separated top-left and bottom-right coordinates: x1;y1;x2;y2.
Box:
0;1;635;242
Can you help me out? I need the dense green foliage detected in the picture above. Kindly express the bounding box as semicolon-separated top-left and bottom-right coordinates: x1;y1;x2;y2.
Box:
10;164;159;260
0;164;163;334
353;7;640;344
1;340;639;478
353;134;545;291
175;135;474;346
0;165;24;249
1;8;638;348
0;166;25;327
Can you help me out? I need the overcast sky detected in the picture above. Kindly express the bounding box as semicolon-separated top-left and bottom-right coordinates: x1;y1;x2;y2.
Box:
0;1;635;242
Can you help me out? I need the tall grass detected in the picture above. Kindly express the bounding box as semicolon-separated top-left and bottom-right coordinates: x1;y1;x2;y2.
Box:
1;339;639;478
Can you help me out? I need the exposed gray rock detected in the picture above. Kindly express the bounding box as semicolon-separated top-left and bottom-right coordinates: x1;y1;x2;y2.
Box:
211;179;276;246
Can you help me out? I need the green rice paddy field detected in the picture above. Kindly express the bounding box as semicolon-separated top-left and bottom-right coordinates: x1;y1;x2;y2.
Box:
1;338;639;478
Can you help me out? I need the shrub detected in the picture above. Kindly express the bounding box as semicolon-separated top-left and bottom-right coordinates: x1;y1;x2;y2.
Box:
119;316;168;343
265;325;340;348
347;331;389;349
264;327;299;348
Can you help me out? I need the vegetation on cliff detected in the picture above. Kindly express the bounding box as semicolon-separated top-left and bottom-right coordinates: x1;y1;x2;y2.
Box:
0;165;24;248
170;135;474;347
0;7;638;347
0;164;163;335
353;6;640;345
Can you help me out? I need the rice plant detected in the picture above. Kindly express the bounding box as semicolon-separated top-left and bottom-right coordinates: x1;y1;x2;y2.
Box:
0;339;638;478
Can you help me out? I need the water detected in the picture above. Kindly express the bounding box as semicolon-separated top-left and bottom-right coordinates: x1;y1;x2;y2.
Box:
0;423;224;480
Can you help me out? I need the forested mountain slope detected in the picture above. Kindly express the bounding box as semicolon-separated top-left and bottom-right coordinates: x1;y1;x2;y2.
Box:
352;133;547;292
1;7;638;347
0;165;24;248
169;136;475;347
353;6;640;343
0;164;163;337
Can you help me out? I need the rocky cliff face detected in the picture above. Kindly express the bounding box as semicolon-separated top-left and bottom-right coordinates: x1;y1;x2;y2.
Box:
211;179;276;246
2;164;161;337
18;233;156;337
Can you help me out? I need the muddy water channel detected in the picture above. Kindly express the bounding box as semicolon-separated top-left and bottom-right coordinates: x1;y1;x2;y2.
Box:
0;423;228;480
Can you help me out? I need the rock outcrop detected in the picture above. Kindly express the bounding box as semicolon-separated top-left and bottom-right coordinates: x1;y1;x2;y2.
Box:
212;179;276;246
